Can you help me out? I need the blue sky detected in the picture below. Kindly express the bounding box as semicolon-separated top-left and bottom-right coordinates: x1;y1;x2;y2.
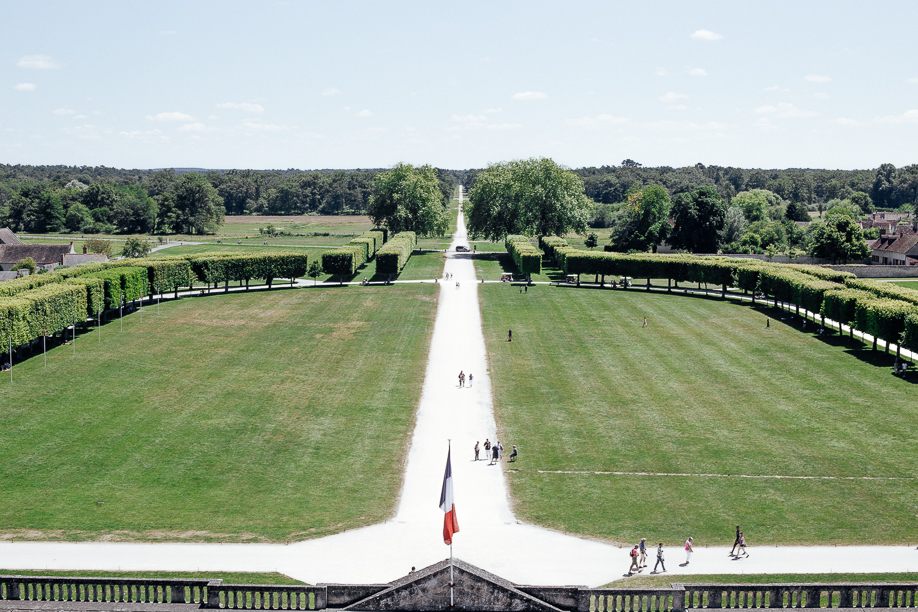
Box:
2;1;917;170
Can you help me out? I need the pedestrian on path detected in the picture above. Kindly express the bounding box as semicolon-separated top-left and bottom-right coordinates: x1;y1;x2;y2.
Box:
639;538;648;568
459;371;464;387
729;526;741;556
484;439;491;461
496;441;503;460
683;537;693;565
654;543;666;573
468;373;473;387
456;281;460;289
474;442;480;461
628;545;640;574
491;443;498;464
508;329;512;342
737;532;749;558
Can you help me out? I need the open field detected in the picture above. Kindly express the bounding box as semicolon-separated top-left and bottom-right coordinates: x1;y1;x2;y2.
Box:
0;570;304;585
0;285;437;542
478;284;918;546
605;572;918;588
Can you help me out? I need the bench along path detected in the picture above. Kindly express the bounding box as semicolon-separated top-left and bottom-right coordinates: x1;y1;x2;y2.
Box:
1;210;917;586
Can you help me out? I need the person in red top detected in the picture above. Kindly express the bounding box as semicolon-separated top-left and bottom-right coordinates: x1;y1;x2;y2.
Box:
628;545;640;574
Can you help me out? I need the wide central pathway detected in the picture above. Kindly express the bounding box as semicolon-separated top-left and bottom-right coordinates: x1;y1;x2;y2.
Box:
1;209;916;585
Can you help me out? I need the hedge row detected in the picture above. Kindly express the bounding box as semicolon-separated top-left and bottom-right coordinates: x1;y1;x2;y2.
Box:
108;256;194;296
63;276;105;317
538;236;570;258
0;282;88;347
0;261;108;298
186;252;309;287
843;278;918;307
323;246;365;276
376;231;417;275
86;267;148;310
505;236;542;275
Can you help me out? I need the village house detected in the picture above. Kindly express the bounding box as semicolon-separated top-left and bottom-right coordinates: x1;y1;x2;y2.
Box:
0;242;75;271
869;233;918;265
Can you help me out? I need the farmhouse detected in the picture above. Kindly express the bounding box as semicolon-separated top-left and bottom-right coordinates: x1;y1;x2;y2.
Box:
0;228;24;245
869;232;918;265
0;242;75;271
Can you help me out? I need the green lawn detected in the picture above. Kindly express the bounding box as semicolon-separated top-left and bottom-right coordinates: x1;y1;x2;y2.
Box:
0;570;304;585
479;284;918;546
0;285;437;542
888;280;918;289
605;572;918;588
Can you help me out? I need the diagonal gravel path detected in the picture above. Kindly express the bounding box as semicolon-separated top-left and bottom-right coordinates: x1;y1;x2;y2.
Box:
1;209;916;585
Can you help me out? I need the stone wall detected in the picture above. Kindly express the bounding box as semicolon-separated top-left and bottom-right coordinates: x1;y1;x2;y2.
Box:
825;264;918;278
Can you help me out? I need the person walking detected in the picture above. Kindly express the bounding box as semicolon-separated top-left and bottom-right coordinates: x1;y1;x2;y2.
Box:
484;439;491;461
653;543;666;573
684;537;694;565
496;441;503;460
474;441;480;461
729;526;741;556
766;317;770;328
491;443;499;464
468;373;473;387
628;545;640;574
737;532;749;558
520;285;523;294
459;370;464;388
508;329;512;342
643;317;647;328
639;538;648;568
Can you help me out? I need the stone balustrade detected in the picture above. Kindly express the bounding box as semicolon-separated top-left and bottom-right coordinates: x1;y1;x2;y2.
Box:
0;574;915;610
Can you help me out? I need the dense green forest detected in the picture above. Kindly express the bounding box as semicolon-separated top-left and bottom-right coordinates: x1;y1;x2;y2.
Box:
1;162;916;244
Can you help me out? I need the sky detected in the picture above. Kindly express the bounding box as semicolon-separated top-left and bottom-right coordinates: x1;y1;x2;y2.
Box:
2;0;918;171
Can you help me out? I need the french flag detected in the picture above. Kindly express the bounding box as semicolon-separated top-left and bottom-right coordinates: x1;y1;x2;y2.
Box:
439;447;459;545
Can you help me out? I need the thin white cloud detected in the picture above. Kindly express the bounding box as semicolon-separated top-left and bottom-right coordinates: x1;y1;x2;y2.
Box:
13;83;36;91
805;75;832;83
146;111;194;122
689;68;707;77
659;92;687;103
321;87;341;96
356;109;372;117
691;29;722;41
763;86;785;92
754;102;817;118
484;108;502;114
64;124;111;140
53;108;76;115
879;109;918;124
487;123;522;130
179;122;207;132
120;129;167;142
655;67;669;77
835;117;862;126
453;114;487;125
512;91;547;100
567;114;628;127
217;102;264;113
17;55;61;69
243;122;286;131
75;114;87;119
907;78;918;84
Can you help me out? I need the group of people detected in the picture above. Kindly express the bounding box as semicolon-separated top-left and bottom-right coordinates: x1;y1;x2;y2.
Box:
458;370;472;387
626;537;694;575
894;359;910;377
730;526;749;558
474;439;518;464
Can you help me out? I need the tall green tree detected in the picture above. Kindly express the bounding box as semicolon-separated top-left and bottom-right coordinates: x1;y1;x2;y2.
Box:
367;163;448;236
170;174;225;234
807;215;870;263
465;157;592;241
668;186;727;253
607;185;670;252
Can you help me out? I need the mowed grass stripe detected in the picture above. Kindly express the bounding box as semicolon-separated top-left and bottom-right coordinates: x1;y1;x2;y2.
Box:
0;286;437;542
479;285;918;545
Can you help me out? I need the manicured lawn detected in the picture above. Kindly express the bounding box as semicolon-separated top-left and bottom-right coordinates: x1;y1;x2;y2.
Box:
0;570;304;585
888;280;918;289
478;285;918;546
605;572;918;587
0;285;437;542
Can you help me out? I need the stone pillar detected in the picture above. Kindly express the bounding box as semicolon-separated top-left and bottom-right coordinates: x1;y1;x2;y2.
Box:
171;584;186;604
206;583;222;609
671;588;685;612
709;589;722;608
313;586;327;610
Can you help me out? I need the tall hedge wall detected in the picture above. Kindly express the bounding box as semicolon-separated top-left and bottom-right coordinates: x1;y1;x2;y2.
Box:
505;235;542;275
0;283;88;347
376;231;417;275
86;267;148;310
844;278;918;307
63;277;105;317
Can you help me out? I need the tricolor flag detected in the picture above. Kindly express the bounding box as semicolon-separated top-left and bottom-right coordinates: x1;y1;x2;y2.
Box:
439;447;459;545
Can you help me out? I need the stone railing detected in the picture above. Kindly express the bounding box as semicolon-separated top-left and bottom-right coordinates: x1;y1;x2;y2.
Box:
1;575;916;610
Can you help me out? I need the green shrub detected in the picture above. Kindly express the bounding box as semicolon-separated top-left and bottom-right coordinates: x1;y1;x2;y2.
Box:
0;283;87;347
504;235;542;275
855;297;914;347
822;288;875;327
63;277;105;317
322;246;363;276
376;231;417;275
844;278;918;307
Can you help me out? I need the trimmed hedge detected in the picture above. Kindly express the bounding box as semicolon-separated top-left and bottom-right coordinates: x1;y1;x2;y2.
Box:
854;297;914;349
186;252;309;286
787;265;855;284
109;257;193;296
86;267;148;310
376;231;417;275
539;236;570;258
844;278;918;307
505;236;542;275
63;276;105;317
0;261;108;298
822;288;875;328
323;246;364;276
0;283;87;347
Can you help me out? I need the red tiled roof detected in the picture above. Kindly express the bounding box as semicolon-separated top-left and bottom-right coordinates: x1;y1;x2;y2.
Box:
874;234;918;255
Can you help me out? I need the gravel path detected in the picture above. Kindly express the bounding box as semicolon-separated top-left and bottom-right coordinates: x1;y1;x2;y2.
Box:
1;211;916;585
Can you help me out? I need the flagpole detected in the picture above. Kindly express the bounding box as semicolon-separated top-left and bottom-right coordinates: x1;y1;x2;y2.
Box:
448;439;453;610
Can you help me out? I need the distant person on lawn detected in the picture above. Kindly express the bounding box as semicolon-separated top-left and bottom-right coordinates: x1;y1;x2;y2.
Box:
509;445;518;462
508;329;512;342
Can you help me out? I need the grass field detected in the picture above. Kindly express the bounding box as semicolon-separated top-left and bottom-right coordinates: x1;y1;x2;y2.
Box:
0;285;437;543
478;284;918;546
0;570;304;585
605;572;918;588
